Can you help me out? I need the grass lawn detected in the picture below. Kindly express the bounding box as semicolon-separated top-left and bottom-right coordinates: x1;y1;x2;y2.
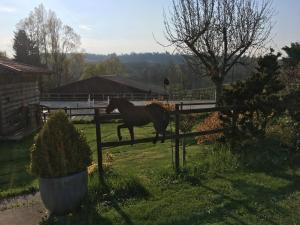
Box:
0;135;38;199
1;123;300;224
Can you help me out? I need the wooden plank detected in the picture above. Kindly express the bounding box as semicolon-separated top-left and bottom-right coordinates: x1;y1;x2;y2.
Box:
99;106;237;121
1;94;39;105
0;97;2;135
1;98;39;112
176;101;216;106
0;83;38;93
101;128;225;148
95;108;104;180
0;91;37;100
175;104;180;172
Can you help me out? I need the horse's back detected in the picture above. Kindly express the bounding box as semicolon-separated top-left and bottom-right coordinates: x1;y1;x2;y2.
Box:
122;106;152;126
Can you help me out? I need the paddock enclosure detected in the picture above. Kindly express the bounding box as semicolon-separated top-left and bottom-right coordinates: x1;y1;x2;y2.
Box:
39;100;240;180
94;102;232;176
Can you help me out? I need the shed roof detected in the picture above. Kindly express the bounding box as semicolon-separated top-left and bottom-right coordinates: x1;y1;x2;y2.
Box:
49;75;167;95
0;59;50;75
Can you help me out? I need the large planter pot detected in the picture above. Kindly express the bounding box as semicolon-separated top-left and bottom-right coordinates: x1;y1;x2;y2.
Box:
39;170;88;215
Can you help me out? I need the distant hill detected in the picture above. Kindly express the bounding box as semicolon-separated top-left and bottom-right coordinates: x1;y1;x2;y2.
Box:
84;52;185;64
83;52;255;89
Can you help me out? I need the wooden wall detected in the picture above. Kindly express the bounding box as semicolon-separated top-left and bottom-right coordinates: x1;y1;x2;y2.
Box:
0;74;40;136
0;95;2;135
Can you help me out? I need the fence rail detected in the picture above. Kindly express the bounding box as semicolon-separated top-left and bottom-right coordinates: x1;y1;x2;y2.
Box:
39;103;229;175
41;87;216;102
94;103;232;177
0;102;229;186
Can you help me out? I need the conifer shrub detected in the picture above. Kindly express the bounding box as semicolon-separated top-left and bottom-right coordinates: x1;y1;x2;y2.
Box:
30;111;92;178
221;49;285;146
284;89;300;151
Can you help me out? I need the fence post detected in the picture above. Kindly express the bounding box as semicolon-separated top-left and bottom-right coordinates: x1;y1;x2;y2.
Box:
180;102;186;167
95;108;104;181
43;112;46;123
231;106;238;148
175;104;180;173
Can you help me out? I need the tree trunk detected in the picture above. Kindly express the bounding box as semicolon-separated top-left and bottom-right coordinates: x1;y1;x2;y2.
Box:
182;137;186;166
212;77;224;106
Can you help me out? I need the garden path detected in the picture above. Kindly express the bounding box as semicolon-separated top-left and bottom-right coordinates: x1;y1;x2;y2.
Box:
0;193;47;225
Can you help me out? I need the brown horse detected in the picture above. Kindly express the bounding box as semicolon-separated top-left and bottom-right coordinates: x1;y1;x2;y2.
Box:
106;98;169;144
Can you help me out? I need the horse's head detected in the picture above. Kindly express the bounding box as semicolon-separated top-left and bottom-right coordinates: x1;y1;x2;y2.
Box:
106;98;134;113
106;98;117;114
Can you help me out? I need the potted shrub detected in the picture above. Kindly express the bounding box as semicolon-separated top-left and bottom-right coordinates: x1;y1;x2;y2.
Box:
30;111;92;215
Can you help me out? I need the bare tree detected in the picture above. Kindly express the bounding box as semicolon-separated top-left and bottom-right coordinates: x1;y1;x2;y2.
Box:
63;53;85;84
164;0;273;105
0;51;7;59
17;4;81;87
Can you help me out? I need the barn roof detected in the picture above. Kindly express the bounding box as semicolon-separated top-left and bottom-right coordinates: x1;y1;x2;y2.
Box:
49;75;167;95
103;75;166;94
0;59;50;75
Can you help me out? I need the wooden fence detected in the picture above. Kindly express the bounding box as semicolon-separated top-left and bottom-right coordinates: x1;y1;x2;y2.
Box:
93;103;232;178
41;87;216;102
39;102;233;180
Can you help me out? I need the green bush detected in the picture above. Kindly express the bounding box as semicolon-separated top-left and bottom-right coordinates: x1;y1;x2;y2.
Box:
156;144;239;186
284;89;300;151
238;138;300;171
267;116;297;148
193;144;239;176
30;111;92;178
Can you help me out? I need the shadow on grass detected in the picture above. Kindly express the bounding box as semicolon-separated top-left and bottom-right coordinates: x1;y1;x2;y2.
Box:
158;180;282;225
41;172;150;225
199;182;281;225
195;172;300;225
100;178;135;225
0;135;38;199
157;167;297;225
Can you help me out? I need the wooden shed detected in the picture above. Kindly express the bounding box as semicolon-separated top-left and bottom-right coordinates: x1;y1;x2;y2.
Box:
0;59;50;140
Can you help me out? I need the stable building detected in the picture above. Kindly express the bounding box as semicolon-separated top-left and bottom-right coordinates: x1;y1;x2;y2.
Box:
43;75;167;101
0;59;50;140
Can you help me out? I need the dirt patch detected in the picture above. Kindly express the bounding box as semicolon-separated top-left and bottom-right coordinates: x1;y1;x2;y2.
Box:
0;192;48;225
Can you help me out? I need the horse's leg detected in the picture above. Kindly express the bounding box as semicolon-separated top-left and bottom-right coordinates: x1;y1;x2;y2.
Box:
128;126;134;145
161;121;167;143
153;131;159;144
161;112;169;143
152;122;159;144
161;130;166;143
154;122;165;143
117;124;127;141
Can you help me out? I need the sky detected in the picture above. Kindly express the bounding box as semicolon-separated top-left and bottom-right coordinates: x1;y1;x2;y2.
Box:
0;0;300;57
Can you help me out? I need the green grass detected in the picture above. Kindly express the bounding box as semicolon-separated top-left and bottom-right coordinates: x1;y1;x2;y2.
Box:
1;123;300;224
0;135;38;199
